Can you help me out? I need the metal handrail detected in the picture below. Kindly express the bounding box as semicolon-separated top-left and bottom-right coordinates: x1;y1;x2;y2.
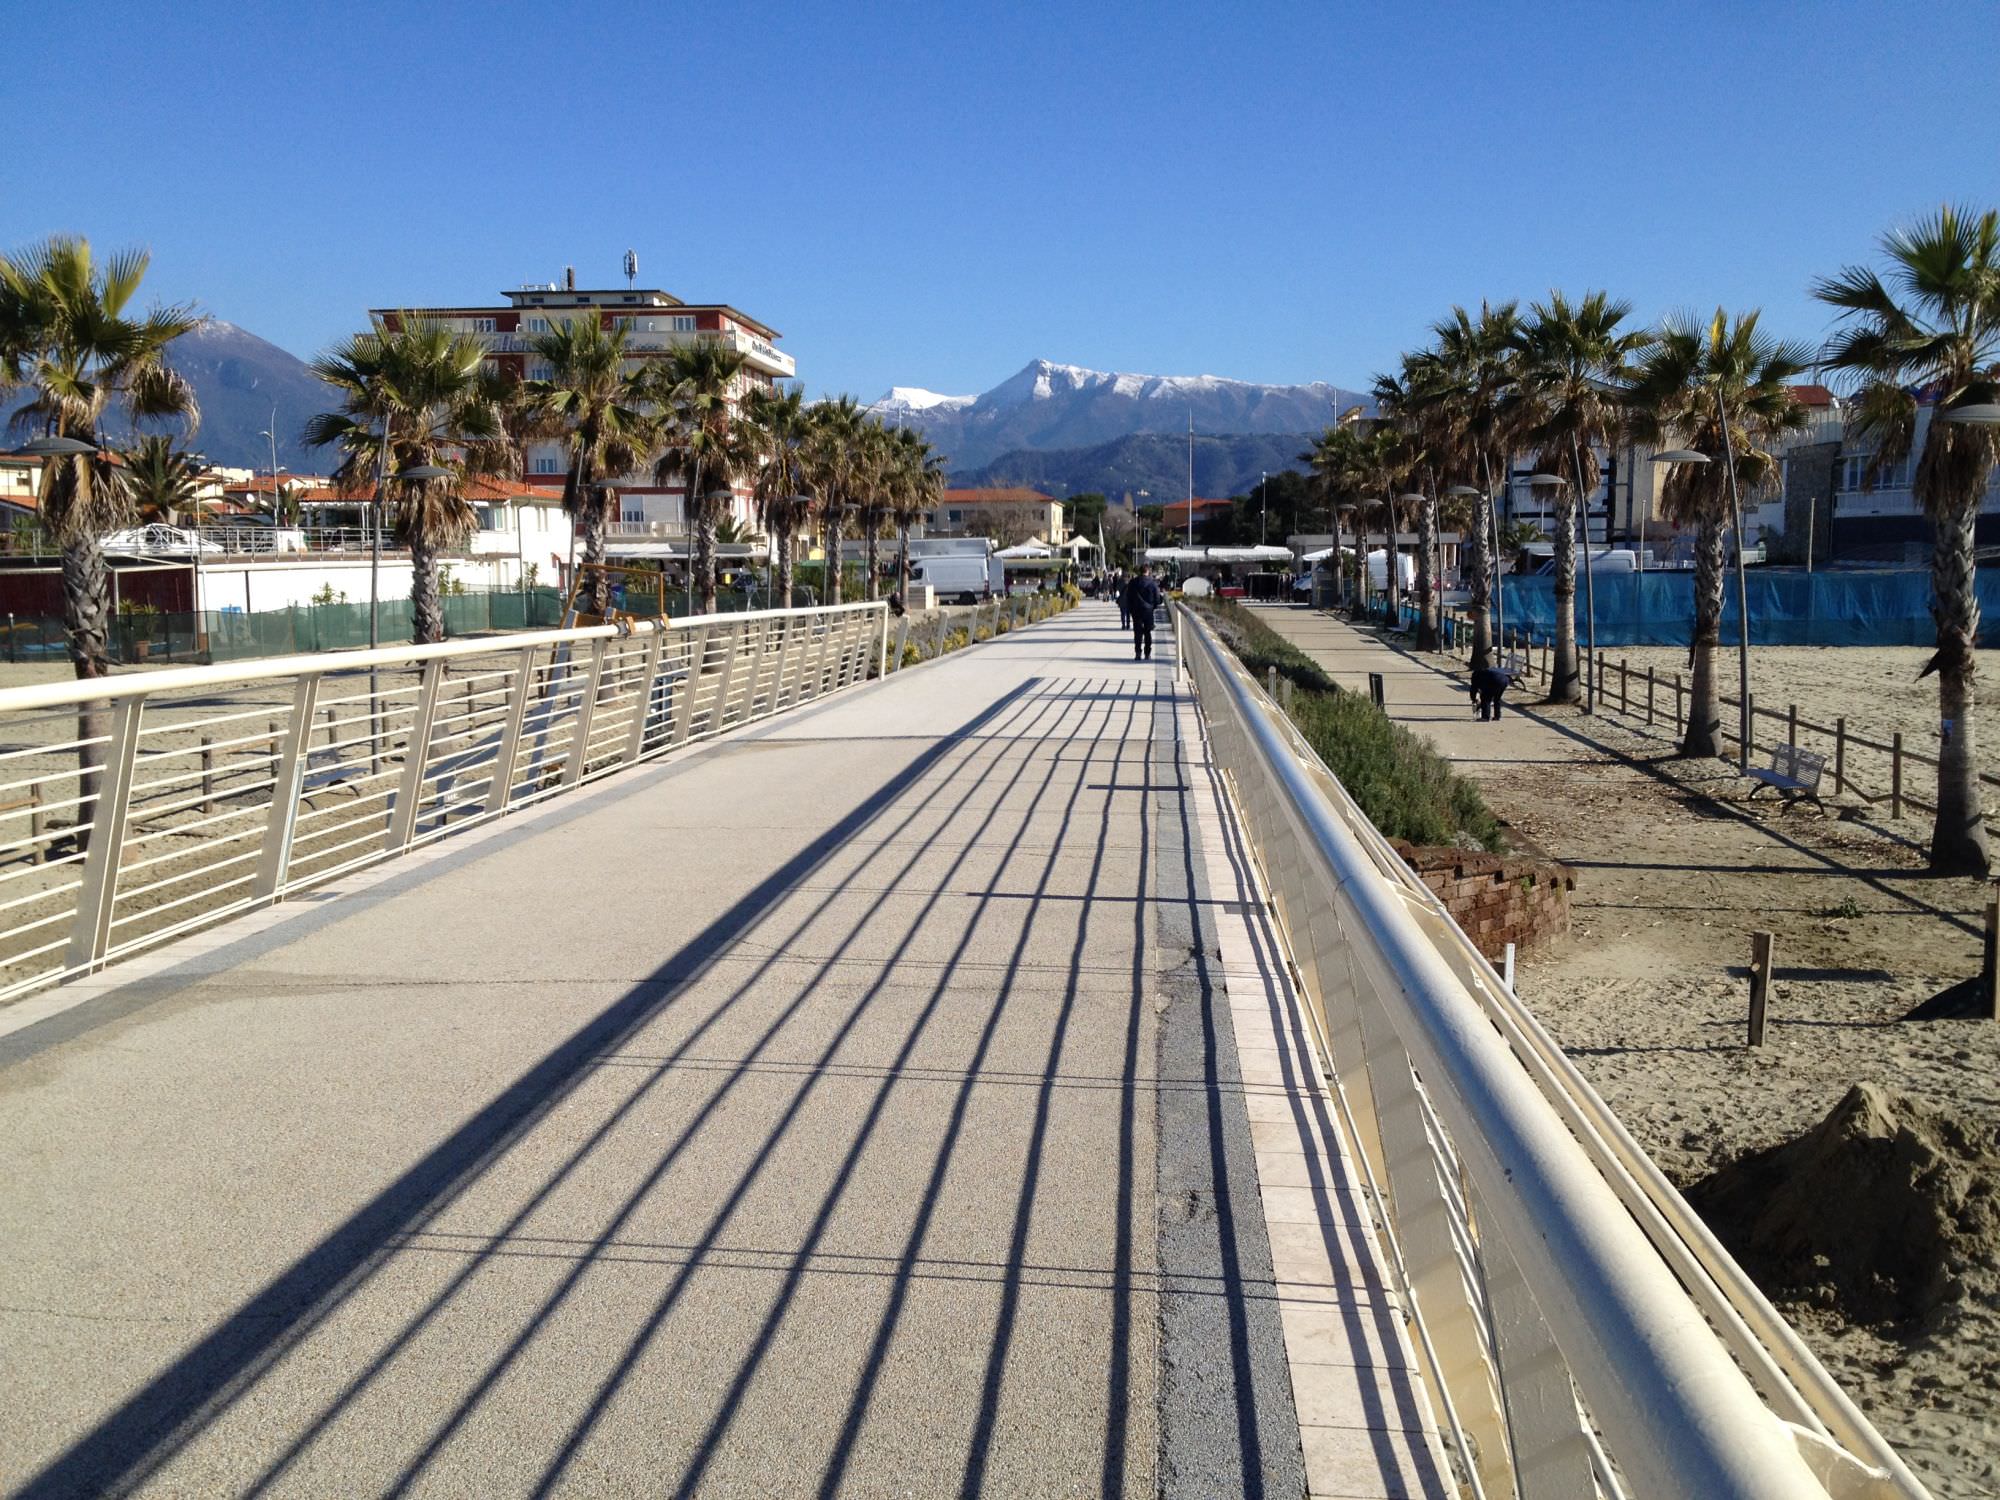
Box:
0;602;892;1004
1173;602;1926;1500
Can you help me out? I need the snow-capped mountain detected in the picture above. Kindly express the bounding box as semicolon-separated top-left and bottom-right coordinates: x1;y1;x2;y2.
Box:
865;358;1368;472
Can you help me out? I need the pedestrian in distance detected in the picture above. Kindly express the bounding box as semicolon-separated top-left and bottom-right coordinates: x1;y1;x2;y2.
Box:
1115;569;1131;629
1123;566;1163;661
1468;664;1509;721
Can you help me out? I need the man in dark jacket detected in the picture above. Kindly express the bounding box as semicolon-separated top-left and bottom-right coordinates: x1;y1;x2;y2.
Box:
1469;664;1509;721
1113;569;1130;628
1123;567;1163;660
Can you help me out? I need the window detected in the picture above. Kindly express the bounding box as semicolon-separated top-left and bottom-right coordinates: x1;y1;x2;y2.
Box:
946;509;961;524
1839;453;1911;491
525;317;550;333
531;455;560;475
623;508;644;524
475;505;503;531
575;296;591;304
611;316;633;330
529;296;544;304
528;361;555;381
669;314;696;332
471;317;495;333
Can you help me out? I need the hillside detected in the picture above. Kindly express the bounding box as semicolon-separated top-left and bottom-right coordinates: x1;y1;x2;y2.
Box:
952;430;1315;501
161;321;338;472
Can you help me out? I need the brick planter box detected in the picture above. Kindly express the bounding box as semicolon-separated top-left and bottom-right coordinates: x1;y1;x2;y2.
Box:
1389;839;1575;960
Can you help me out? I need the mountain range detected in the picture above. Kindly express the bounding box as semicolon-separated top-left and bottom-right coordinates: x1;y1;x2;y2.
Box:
954;431;1322;505
868;359;1369;478
17;327;1367;501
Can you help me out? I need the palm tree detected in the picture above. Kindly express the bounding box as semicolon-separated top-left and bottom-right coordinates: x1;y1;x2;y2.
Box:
1628;309;1809;759
652;341;750;616
851;420;902;600
0;236;200;835
892;425;945;597
1429;302;1521;667
743;385;811;607
521;312;654;616
1506;291;1654;703
1815;205;2000;873
1305;422;1376;610
125;434;204;525
802;397;864;604
305;317;515;643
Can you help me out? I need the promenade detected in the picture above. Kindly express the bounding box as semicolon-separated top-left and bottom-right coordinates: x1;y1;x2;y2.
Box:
0;604;1442;1500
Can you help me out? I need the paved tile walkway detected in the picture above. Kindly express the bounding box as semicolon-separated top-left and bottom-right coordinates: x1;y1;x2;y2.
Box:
0;603;1442;1499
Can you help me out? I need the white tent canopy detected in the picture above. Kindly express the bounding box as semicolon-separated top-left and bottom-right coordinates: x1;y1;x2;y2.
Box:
1144;545;1294;564
1205;545;1296;563
993;541;1054;559
1300;547;1336;564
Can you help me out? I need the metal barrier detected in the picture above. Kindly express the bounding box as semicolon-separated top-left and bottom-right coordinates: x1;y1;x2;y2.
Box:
1172;603;1929;1500
0;602;889;1004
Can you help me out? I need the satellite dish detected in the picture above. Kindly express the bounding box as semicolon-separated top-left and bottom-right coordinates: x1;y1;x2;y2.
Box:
623;249;638;289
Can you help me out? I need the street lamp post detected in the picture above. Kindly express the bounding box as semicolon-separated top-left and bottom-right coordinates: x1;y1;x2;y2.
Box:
1260;470;1268;545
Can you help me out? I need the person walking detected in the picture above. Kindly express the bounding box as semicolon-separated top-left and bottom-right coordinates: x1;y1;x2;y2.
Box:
1123;566;1163;661
1114;568;1131;629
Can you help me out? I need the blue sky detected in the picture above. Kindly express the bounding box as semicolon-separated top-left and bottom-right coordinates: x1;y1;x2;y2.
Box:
7;1;1998;402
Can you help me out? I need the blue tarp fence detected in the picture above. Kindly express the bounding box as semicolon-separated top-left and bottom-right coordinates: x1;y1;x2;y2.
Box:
1495;570;2000;648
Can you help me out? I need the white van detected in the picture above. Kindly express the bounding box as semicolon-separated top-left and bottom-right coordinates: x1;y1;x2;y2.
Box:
1531;548;1639;576
910;553;989;604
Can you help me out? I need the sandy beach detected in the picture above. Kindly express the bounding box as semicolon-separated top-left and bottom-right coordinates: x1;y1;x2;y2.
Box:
1256;607;2000;1500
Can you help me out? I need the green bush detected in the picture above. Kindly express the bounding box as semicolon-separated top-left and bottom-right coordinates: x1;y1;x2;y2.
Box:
1194;599;1501;852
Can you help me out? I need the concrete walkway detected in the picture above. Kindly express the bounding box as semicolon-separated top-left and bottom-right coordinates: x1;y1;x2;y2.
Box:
0;603;1440;1499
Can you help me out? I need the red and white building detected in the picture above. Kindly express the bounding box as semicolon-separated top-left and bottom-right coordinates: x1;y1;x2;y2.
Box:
372;269;794;536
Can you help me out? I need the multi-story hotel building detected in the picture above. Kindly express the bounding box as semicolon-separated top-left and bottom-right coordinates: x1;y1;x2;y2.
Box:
372;269;794;534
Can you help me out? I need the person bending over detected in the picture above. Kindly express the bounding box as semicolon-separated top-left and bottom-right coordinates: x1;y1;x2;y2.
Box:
1468;664;1509;721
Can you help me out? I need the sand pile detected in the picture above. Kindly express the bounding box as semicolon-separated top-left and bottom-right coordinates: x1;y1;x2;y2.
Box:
1689;1082;2000;1331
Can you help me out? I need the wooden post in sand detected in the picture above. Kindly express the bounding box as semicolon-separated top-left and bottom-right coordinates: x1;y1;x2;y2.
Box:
1891;732;1904;819
1983;888;2000;1023
1748;931;1773;1046
1834;718;1847;796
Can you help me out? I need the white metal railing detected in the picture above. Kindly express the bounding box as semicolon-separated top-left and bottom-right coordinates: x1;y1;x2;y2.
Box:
0;602;889;1003
1172;603;1930;1500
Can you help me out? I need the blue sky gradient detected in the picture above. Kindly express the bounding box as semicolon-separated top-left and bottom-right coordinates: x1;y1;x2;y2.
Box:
7;1;1998;401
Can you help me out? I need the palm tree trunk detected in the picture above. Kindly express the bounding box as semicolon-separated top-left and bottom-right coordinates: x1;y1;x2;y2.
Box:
1383;507;1402;629
1467;492;1492;670
1548;491;1582;702
62;535;112;850
865;514;881;601
582;496;610;616
1415;496;1439;650
777;519;797;609
1682;513;1725;757
898;522;912;598
695;502;718;617
410;533;445;644
823;508;843;604
1929;496;1990;873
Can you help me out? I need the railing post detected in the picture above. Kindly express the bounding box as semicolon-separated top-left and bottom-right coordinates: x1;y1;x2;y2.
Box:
771;617;799;710
560;638;609;786
1480;1218;1596;1500
485;646;538;813
933;609;949;658
1354;995;1513;1498
254;673;322;900
673;624;712;744
624;627;667;763
385;660;447;851
63;698;145;972
892;614;910;673
711;620;744;730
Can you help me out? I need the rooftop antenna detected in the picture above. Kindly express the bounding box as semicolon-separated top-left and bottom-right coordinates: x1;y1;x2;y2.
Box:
623;249;638;290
